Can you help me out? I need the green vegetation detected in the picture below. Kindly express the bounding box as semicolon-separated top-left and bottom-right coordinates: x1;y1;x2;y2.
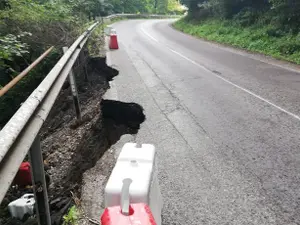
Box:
174;19;300;64
168;0;185;14
175;0;300;64
63;206;79;225
0;0;84;127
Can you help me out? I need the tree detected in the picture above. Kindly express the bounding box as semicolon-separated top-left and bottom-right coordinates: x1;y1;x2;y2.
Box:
168;0;185;14
179;0;206;16
180;0;300;32
273;0;300;32
156;0;168;14
0;0;10;10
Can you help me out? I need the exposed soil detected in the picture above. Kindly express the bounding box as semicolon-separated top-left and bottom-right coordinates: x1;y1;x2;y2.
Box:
0;54;146;225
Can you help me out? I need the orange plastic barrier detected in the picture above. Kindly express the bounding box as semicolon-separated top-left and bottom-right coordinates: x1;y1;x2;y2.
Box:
109;34;119;49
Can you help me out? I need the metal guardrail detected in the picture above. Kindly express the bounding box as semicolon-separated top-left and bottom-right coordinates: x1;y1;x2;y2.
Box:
100;13;181;22
0;21;99;225
0;13;176;225
105;13;180;18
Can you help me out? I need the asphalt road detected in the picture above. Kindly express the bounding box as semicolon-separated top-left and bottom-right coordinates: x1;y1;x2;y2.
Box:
109;19;300;225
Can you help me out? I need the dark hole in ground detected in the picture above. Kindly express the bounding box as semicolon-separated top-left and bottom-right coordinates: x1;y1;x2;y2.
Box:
66;99;146;184
49;100;146;225
101;100;146;131
87;57;119;82
40;56;119;139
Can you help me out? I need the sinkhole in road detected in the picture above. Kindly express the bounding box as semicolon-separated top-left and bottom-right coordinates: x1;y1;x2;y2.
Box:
0;56;146;225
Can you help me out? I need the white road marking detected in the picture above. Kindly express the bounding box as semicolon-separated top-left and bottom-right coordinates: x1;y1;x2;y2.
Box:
141;27;300;122
141;28;159;42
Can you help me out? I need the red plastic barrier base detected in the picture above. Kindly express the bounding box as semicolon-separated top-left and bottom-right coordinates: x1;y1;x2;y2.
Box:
13;162;32;187
101;203;157;225
109;35;119;50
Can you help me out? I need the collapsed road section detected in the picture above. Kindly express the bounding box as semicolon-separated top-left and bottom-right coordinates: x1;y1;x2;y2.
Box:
0;32;146;225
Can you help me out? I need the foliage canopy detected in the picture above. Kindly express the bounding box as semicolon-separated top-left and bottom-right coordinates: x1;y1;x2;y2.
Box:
181;0;300;33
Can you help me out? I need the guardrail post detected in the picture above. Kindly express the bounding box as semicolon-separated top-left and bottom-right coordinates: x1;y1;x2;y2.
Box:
28;135;51;225
63;47;82;121
79;50;89;82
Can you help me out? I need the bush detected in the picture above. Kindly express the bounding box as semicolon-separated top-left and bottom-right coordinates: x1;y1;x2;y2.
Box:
63;206;79;225
233;7;258;26
266;28;285;38
278;42;300;55
0;32;32;71
196;7;212;20
270;1;300;33
0;49;60;127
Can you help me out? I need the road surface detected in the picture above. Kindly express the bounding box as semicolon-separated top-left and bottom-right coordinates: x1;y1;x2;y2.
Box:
108;19;300;224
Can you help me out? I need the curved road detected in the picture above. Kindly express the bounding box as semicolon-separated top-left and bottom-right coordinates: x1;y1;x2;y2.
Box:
109;19;300;224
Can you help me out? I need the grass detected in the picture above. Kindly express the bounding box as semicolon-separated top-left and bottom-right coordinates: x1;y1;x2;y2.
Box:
63;205;79;225
173;18;300;65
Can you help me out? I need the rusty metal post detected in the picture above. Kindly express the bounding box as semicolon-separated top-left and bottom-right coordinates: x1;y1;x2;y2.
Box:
28;136;51;225
63;47;82;121
0;46;54;97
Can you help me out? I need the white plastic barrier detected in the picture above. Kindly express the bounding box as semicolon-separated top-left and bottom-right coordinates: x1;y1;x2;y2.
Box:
8;194;35;219
104;143;163;225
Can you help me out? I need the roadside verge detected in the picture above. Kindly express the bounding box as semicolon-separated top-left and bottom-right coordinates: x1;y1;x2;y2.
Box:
173;18;300;65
